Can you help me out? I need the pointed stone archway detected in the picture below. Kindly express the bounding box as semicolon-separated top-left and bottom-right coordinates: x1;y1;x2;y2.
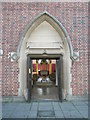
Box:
17;11;73;101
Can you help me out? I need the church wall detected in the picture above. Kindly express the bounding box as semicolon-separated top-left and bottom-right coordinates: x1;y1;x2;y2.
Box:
1;2;88;96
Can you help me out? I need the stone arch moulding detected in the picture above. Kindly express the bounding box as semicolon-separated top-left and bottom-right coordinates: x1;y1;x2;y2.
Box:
17;11;73;59
17;11;74;101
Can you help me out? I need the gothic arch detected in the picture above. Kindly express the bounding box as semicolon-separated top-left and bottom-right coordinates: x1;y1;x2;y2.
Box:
17;11;73;59
18;11;73;100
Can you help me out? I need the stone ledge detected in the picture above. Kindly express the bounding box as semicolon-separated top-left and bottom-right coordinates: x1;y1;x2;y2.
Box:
1;95;88;102
66;95;88;101
2;96;25;102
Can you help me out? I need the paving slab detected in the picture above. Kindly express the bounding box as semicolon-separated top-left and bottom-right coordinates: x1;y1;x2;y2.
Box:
53;105;61;110
59;102;72;106
2;110;13;118
9;110;29;118
32;102;38;106
63;110;83;118
60;105;76;111
84;101;88;105
72;101;87;106
39;102;52;106
78;110;88;118
30;107;38;111
2;104;17;111
37;110;55;118
2;101;88;119
54;110;64;118
28;110;37;118
30;104;38;110
39;105;53;110
15;106;31;111
52;102;59;106
75;106;88;111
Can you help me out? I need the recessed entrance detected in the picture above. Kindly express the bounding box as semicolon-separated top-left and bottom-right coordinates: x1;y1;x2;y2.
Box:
31;59;58;100
27;55;63;101
18;11;73;102
32;59;58;100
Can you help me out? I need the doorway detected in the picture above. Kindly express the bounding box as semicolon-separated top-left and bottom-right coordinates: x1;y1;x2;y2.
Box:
27;55;63;102
18;12;73;101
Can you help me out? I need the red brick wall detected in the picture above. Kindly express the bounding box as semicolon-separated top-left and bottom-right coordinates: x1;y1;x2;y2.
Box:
1;2;88;96
0;3;2;96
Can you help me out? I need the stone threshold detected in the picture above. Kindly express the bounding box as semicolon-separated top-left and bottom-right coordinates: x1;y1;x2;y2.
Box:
1;95;88;102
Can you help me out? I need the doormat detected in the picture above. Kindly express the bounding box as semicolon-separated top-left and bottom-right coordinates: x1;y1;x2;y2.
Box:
37;110;55;118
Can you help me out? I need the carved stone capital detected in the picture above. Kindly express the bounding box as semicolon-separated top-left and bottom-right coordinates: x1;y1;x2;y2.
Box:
11;52;19;62
72;52;79;62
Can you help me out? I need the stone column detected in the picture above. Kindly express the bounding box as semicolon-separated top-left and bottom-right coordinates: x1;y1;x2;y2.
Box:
56;60;58;86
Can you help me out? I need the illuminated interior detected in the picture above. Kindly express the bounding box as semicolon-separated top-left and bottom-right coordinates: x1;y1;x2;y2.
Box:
31;59;58;100
32;59;56;84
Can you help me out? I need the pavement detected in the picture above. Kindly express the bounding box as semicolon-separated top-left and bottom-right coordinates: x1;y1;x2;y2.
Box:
2;101;88;119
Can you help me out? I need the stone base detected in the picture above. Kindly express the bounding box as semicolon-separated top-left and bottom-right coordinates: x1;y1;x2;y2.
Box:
2;95;88;102
2;96;25;102
66;95;88;101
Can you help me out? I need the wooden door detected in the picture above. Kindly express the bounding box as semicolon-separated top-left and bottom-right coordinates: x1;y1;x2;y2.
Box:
27;55;32;102
58;54;63;102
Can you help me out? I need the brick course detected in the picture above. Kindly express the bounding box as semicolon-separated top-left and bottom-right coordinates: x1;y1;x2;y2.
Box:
1;2;88;96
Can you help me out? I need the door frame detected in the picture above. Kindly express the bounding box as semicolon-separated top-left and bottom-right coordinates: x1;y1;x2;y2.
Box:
57;54;63;102
27;55;32;102
27;54;63;102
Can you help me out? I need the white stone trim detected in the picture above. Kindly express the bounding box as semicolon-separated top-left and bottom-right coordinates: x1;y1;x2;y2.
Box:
18;12;73;101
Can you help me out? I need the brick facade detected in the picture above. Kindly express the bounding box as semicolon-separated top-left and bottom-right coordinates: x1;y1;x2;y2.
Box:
1;2;88;96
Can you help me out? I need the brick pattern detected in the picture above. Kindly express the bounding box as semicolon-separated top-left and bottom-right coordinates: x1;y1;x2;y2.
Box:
0;3;3;96
88;2;90;96
1;2;88;96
